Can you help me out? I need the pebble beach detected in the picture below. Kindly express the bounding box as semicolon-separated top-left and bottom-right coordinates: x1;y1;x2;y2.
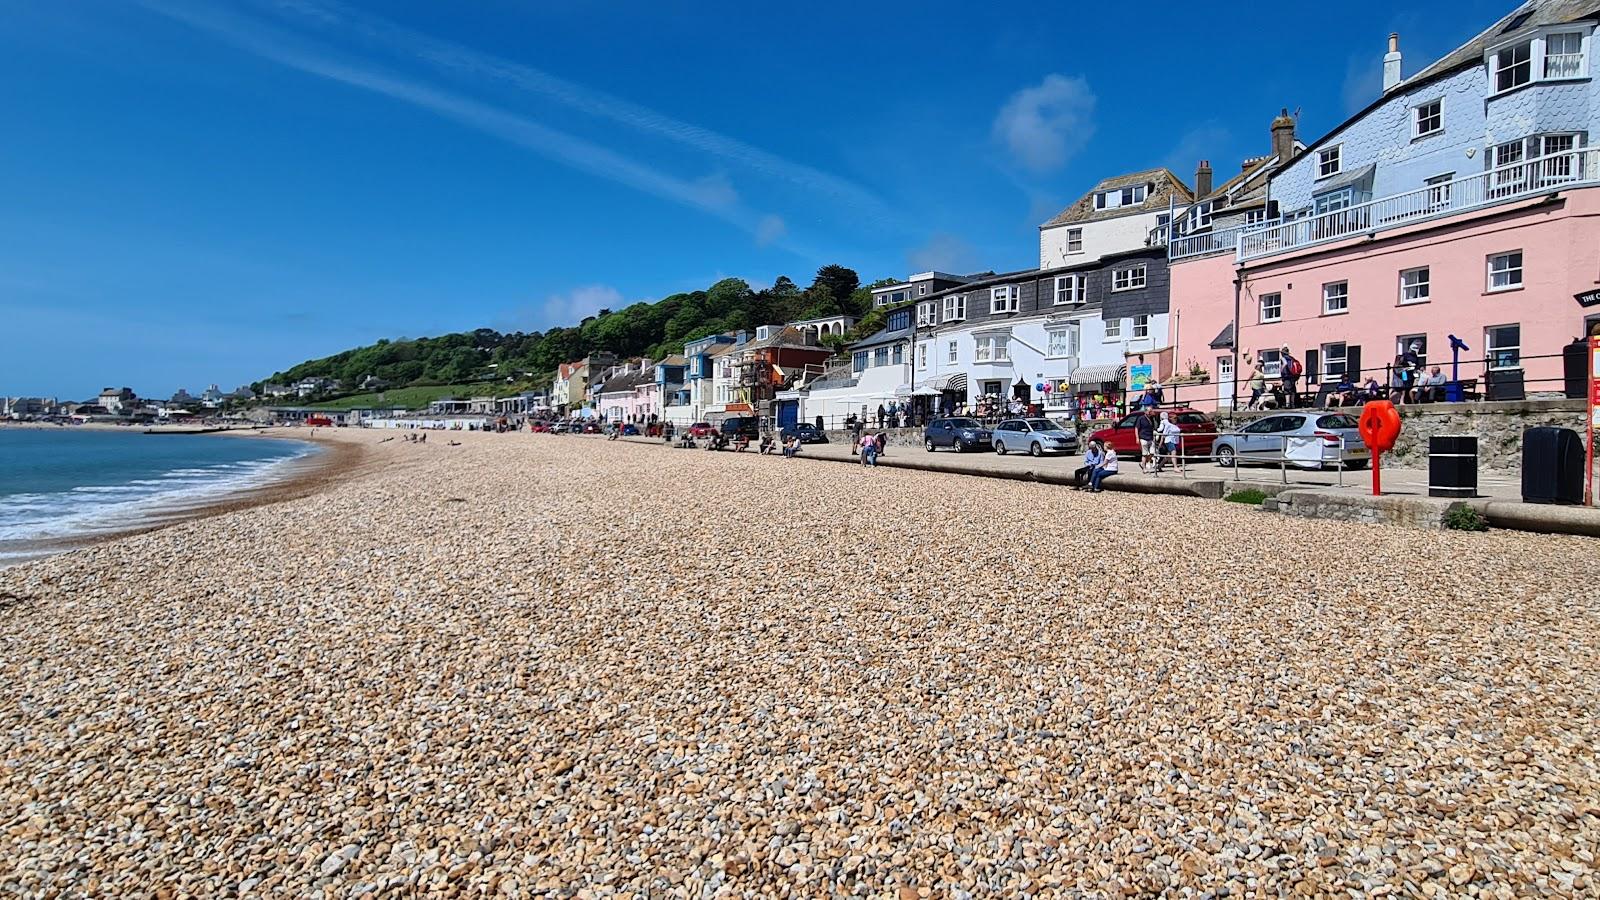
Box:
2;429;1598;897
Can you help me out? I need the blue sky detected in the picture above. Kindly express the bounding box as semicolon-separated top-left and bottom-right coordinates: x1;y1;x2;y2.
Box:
0;0;1512;399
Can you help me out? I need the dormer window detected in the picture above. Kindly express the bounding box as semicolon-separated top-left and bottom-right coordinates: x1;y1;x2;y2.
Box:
1092;183;1149;210
1111;264;1147;292
1496;41;1532;91
916;302;937;327
1488;28;1589;94
990;285;1019;314
1545;32;1585;78
1317;145;1342;179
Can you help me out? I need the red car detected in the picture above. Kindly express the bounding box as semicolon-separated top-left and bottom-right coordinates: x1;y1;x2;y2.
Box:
1088;409;1217;456
688;422;714;437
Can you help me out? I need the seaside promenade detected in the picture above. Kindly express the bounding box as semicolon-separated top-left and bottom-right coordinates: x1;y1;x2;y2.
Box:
2;428;1598;896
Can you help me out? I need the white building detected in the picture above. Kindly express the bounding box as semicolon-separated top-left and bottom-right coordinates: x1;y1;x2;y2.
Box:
1038;169;1192;270
870;272;976;308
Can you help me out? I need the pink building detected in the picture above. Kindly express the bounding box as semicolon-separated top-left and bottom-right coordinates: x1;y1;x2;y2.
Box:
1174;183;1600;410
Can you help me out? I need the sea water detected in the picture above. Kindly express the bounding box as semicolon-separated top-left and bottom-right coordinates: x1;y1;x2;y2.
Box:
0;428;317;564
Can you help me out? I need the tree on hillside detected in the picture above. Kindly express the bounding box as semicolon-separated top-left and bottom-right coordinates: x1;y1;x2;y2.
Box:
256;264;881;400
810;265;859;306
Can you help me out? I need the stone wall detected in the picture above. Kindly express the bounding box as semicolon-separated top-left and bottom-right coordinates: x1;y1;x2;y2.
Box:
1385;400;1591;471
1218;399;1592;472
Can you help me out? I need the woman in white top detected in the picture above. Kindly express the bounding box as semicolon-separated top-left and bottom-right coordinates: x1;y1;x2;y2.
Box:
1090;447;1119;492
1157;412;1183;474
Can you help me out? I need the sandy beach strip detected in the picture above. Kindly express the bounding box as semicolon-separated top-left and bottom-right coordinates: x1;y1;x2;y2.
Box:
1;429;1598;896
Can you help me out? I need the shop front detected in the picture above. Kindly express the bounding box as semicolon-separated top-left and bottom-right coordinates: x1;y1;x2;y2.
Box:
1064;363;1127;422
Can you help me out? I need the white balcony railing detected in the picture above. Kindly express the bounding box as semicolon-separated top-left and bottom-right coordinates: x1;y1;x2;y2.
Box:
1170;219;1280;261
1237;147;1600;262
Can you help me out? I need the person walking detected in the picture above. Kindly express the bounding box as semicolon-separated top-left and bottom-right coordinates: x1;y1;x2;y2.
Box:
1135;407;1158;473
876;404;886;429
1279;346;1303;408
1158;411;1183;475
1246;365;1266;409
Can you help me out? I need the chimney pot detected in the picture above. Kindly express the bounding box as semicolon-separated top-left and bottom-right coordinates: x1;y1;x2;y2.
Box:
1195;159;1214;197
1270;109;1297;165
1383;32;1403;92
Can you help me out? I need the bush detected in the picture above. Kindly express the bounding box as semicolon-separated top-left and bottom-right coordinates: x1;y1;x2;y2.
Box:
1444;504;1489;531
1225;488;1268;505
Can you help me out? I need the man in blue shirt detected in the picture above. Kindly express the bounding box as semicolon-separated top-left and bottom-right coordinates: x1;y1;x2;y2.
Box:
1073;439;1104;489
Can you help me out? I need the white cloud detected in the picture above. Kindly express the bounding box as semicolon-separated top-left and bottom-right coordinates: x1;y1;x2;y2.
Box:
992;74;1096;174
755;214;787;247
137;0;807;250
241;0;904;231
543;285;622;325
907;233;978;273
689;172;739;211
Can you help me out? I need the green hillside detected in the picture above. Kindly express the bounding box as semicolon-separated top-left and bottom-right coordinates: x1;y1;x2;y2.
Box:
306;383;500;411
257;266;887;404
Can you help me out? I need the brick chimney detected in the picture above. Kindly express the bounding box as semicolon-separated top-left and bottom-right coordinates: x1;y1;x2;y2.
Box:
1195;160;1213;197
1271;109;1297;163
1383;33;1403;92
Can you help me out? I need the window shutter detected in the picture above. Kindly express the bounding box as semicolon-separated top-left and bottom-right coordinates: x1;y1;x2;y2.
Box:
1306;349;1320;384
1346;345;1362;382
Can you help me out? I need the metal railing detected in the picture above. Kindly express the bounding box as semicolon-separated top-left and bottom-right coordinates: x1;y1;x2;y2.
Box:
1169;219;1280;261
1238;147;1600;262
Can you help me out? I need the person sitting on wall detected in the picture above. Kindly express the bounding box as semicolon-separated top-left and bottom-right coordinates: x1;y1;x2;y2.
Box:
1418;366;1448;402
1333;373;1360;407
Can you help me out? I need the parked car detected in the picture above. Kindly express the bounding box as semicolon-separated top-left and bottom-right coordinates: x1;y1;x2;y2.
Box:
688;422;714;437
923;417;993;452
1089;408;1217;456
1211;412;1368;469
720;416;761;439
581;422;601;434
992;418;1079;456
781;423;829;444
622;423;640;436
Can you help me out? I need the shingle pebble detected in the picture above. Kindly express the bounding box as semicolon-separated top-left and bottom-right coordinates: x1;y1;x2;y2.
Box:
1;429;1598;896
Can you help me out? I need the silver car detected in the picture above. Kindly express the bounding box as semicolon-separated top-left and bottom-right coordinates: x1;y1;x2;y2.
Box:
1212;412;1369;469
992;418;1080;456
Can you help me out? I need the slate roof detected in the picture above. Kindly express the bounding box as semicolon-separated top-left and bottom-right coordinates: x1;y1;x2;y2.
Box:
597;370;651;394
1209;323;1235;350
745;325;823;352
850;325;915;351
1408;0;1600;85
1041;168;1194;228
1286;0;1600;167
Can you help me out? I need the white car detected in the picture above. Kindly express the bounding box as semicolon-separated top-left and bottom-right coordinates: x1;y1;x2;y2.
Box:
992;418;1080;456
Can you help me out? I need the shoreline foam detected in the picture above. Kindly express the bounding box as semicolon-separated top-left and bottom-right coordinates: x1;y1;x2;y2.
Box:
0;430;363;566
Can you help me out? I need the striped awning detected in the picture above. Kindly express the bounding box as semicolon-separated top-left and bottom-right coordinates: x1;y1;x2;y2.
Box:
930;373;968;393
1068;363;1126;386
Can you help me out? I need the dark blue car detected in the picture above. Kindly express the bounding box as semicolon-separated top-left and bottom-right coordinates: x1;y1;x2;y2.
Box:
923;417;992;452
780;423;829;444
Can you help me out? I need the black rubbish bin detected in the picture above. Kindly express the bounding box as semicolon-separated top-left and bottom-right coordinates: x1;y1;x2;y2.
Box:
1487;368;1525;401
1428;435;1478;498
1521;426;1585;504
1564;338;1589;399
